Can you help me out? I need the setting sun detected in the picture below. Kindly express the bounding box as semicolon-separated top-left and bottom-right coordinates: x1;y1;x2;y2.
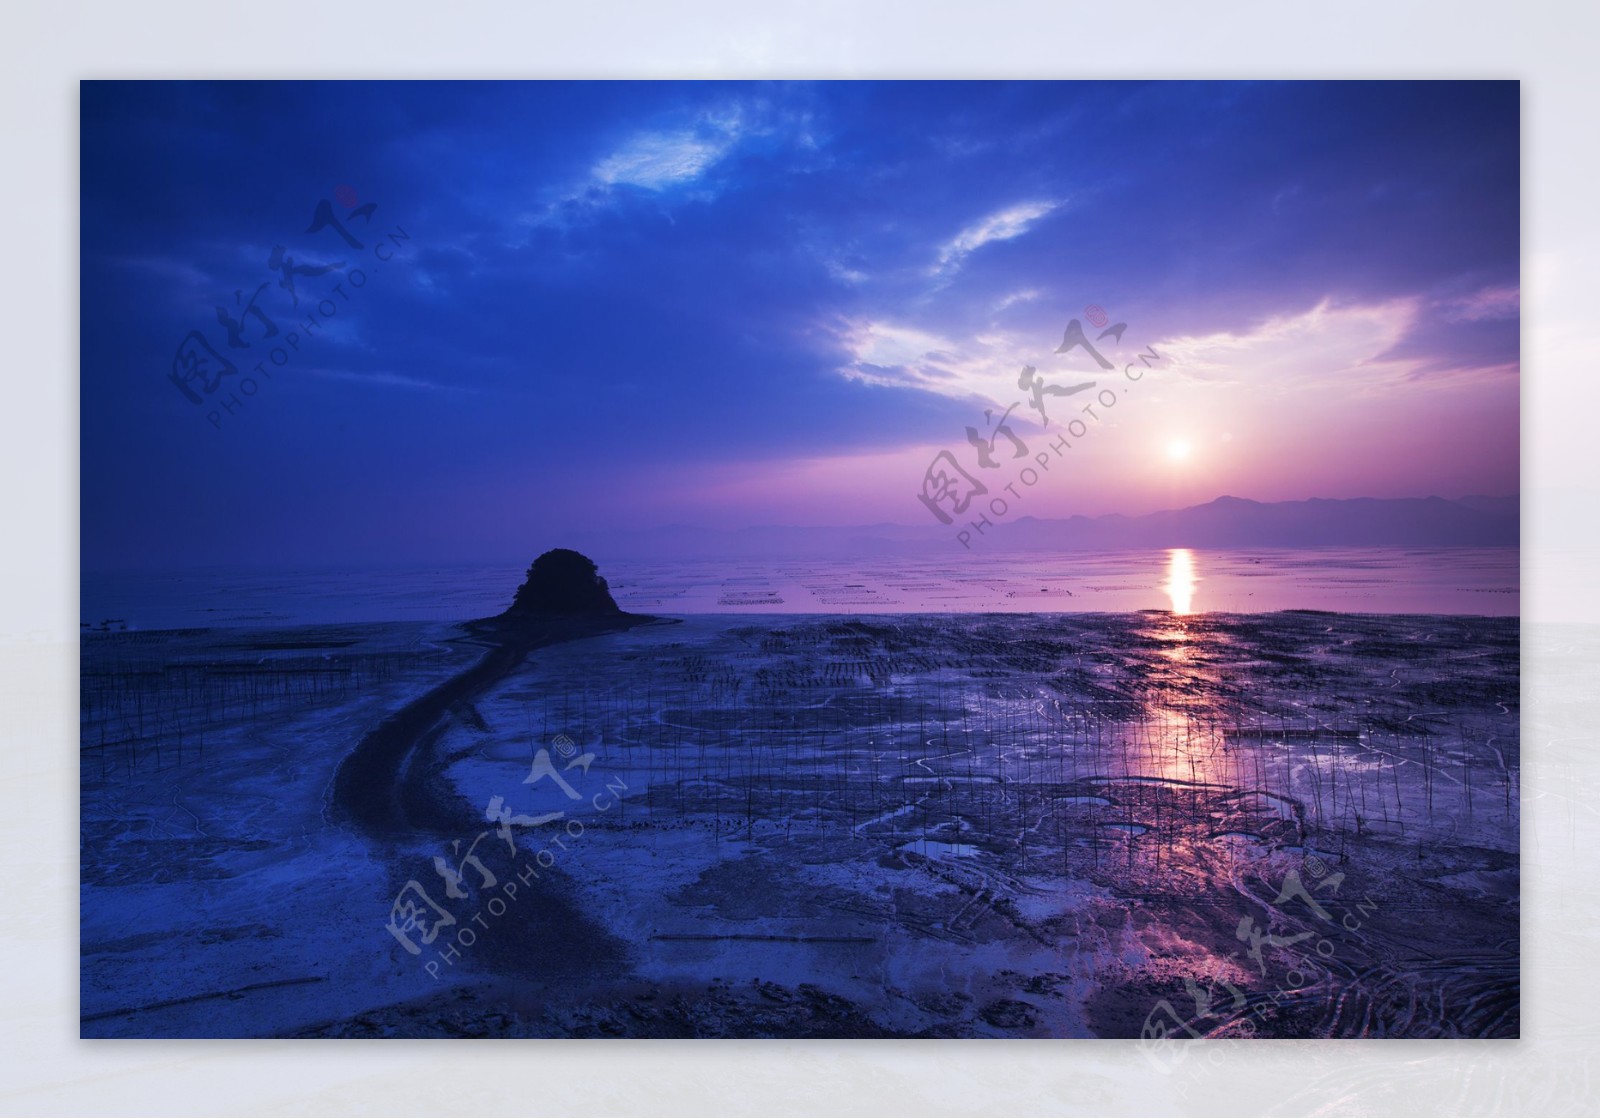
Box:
1166;439;1192;462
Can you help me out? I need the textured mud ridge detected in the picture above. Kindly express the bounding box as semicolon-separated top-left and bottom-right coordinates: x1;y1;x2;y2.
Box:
81;611;1518;1038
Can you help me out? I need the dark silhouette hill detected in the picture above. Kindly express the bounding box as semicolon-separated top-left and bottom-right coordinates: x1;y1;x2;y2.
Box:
506;548;622;616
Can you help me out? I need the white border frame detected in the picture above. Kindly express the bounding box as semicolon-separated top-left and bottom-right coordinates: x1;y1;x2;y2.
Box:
9;2;1597;1114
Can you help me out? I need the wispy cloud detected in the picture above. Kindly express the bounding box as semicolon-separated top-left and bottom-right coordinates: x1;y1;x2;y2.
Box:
820;254;868;286
834;317;1032;405
1155;298;1423;389
932;200;1060;278
1437;284;1520;323
526;102;792;229
994;288;1043;312
592;129;736;191
302;367;466;393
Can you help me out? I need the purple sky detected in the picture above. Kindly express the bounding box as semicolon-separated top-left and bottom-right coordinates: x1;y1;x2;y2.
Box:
81;80;1519;567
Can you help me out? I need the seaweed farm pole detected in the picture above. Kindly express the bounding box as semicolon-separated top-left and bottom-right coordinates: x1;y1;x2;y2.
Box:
1424;726;1435;820
1326;728;1341;826
1373;719;1391;833
1391;730;1406;837
1504;731;1512;815
965;717;977;827
1308;737;1325;833
744;715;755;840
819;723;832;838
780;708;793;832
1281;719;1293;805
1355;716;1371;831
868;728;879;824
1013;702;1028;871
648;670;659;826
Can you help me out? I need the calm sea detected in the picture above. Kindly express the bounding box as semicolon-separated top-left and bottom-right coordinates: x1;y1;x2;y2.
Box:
80;547;1518;631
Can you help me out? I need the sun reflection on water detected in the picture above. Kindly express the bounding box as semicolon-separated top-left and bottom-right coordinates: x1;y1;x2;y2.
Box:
1165;548;1197;615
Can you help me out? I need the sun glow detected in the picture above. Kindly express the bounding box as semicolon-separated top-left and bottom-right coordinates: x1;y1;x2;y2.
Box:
1166;439;1192;462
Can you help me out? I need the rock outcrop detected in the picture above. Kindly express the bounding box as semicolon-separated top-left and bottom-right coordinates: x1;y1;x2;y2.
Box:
505;548;622;617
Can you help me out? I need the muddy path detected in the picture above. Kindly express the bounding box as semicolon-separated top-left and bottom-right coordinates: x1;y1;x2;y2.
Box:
330;613;655;839
328;612;665;991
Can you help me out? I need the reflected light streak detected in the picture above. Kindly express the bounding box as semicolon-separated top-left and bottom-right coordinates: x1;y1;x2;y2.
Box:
1166;548;1198;615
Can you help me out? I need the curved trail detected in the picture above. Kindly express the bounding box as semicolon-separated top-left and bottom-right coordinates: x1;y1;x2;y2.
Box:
332;614;654;838
329;612;662;989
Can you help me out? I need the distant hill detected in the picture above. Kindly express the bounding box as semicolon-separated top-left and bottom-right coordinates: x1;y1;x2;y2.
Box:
1000;494;1521;550
567;495;1520;559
